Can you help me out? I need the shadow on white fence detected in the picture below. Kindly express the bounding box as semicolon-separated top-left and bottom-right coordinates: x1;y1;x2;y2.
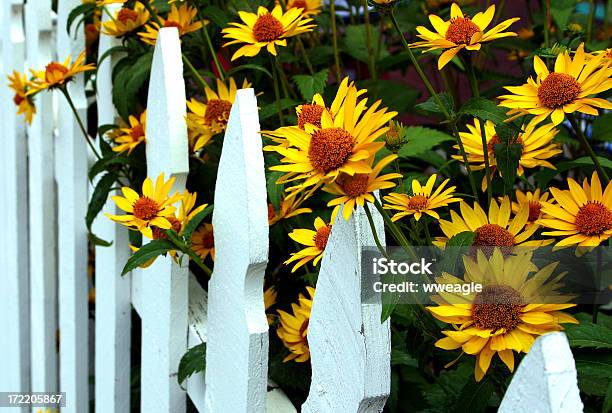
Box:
0;1;584;412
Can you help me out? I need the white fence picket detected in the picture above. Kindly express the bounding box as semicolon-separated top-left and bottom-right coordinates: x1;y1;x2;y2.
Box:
499;332;583;413
93;4;131;413
204;88;269;412
303;204;391;412
55;1;90;411
24;0;58;399
0;1;29;407
136;27;190;412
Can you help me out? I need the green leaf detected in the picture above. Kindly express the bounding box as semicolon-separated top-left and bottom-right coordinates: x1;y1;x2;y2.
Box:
97;46;129;68
200;6;230;28
459;97;507;125
603;380;612;413
342;25;389;63
391;349;417;366
447;231;475;247
259;98;298;120
592;113;612;142
415;93;455;116
266;171;285;211
358;79;419;114
451;375;494;413
67;3;96;33
575;353;612;397
493;141;522;193
183;205;214;243
178;343;206;385
121;239;175;275
565;321;612;350
112;52;153;121
292;69;329;102
226;63;272;79
534;156;612;188
550;0;575;30
398;127;454;158
88;232;113;247
88;156;131;181
381;302;397;323
86;173;116;230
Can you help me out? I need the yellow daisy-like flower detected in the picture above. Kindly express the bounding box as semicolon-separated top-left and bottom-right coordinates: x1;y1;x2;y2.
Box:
191;223;215;261
186;77;251;152
324;155;402;220
101;3;150;37
411;3;519;69
7;70;36;124
221;5;316;61
266;82;397;191
277;286;314;362
285;216;332;272
138;3;204;46
268;192;313;225
384;174;461;222
27;52;95;93
435;197;549;253
286;0;322;16
509;189;550;230
264;286;277;324
429;249;577;381
112;111;146;154
498;43;612;126
539;172;612;247
106;173;182;234
453;119;562;190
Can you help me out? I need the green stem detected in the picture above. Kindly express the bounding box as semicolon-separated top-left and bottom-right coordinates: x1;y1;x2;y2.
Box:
543;0;551;49
373;198;417;260
451;123;479;198
167;230;213;277
60;87;102;160
568;114;610;185
296;37;315;75
200;21;226;81
423;221;432;245
364;203;390;259
329;0;342;81
270;56;284;126
587;0;595;43
139;0;162;26
182;53;209;90
361;0;378;81
275;58;297;100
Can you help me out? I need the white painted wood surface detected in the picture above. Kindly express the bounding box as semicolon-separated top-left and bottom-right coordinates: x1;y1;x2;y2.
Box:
55;1;90;411
302;204;391;413
24;0;58;399
0;1;30;408
204;88;270;412
93;4;131;413
137;27;190;412
499;332;583;413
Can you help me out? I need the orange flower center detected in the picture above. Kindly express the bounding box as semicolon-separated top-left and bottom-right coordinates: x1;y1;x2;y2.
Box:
308;127;355;173
117;8;139;23
473;223;515;256
537;72;581;108
445;17;481;45
151;216;181;239
204;99;233;127
339;173;370;197
131;124;145;140
13;93;24;106
132;196;160;221
45;62;69;83
252;14;285;42
472;285;523;331
574;201;612;236
298;104;324;129
528;201;542;222
164;20;184;31
408;195;429;211
313;225;332;250
199;227;215;249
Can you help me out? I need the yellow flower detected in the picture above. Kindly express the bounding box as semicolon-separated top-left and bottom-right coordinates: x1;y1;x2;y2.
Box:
277;286;314;362
268;192;313;225
498;43;612;126
509;189;550;230
411;3;519;69
453;119;562;190
264;286;277;324
286;0;322;16
186;77;251;152
428;249;577;381
138;3;203;46
266;80;397;191
28;52;95;93
106;173;182;234
7;70;36;124
435;197;550;254
221;5;315;61
102;3;150;37
285;216;332;272
112;111;146;154
324;155;402;220
191;223;215;261
539;172;612;247
384;174;460;222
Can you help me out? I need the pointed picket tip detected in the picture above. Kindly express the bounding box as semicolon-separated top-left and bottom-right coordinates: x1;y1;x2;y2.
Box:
145;27;189;181
303;202;391;412
499;332;583;413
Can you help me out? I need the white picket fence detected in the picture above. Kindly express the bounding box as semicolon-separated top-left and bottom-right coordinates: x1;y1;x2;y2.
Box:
0;1;584;412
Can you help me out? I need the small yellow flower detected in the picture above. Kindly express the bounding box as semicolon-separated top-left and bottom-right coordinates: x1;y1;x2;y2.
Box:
277;286;314;362
268;192;313;225
102;3;150;37
7;70;36;124
112;111;146;154
498;43;612;126
191;223;215;261
285;216;333;272
138;3;203;46
28;52;95;93
264;286;277;324
285;0;322;16
509;189;550;230
384;174;460;222
539;172;612;247
411;3;519;69
222;5;315;61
